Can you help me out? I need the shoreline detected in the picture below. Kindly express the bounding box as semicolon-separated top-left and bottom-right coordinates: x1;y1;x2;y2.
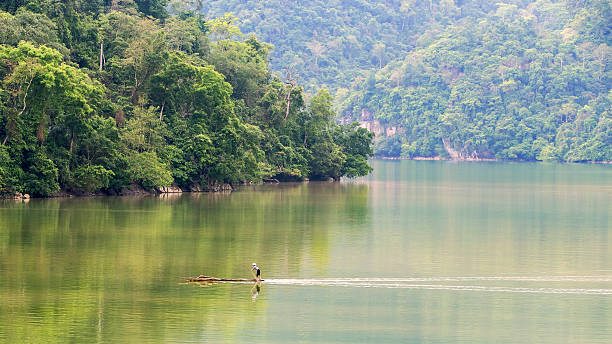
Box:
0;179;306;201
3;158;610;200
378;156;612;164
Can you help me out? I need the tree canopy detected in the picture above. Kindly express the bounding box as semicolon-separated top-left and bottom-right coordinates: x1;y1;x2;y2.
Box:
201;0;611;162
0;2;374;197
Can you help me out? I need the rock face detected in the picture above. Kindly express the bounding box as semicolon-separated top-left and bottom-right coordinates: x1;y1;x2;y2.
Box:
190;183;233;192
155;186;183;193
354;108;402;142
207;183;233;192
1;192;32;200
8;192;23;199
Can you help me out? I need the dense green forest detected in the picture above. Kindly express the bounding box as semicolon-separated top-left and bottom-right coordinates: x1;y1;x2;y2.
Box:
0;0;374;197
203;0;611;162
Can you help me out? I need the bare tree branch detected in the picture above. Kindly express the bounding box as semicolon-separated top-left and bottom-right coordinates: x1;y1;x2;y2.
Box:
283;69;298;121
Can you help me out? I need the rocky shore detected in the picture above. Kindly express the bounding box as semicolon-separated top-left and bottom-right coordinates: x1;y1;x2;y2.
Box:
1;182;235;200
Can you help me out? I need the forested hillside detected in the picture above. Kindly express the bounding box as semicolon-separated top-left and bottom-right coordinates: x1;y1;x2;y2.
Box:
203;0;611;162
201;0;426;94
0;0;373;198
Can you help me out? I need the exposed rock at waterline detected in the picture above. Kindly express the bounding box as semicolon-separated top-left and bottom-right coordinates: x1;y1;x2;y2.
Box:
155;186;183;193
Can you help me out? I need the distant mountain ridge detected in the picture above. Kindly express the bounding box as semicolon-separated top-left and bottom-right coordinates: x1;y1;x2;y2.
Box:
203;0;611;162
201;0;422;93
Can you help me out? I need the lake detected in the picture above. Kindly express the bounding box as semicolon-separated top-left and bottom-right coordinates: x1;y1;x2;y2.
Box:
1;160;610;343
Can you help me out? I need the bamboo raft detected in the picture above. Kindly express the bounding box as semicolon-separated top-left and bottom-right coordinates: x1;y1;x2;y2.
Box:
184;275;263;283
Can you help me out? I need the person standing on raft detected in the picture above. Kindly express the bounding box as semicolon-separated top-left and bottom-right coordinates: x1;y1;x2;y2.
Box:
251;263;261;281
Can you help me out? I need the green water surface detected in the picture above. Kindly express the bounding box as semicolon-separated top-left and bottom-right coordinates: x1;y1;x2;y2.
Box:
1;160;610;343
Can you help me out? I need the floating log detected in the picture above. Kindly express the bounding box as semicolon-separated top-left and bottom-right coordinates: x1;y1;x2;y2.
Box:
184;275;263;283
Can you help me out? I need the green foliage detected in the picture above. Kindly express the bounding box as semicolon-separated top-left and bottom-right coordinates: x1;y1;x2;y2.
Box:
208;37;270;105
0;2;374;197
309;141;345;180
125;151;172;189
207;13;242;41
337;1;611;162
201;0;440;93
203;0;611;163
0;144;23;194
164;15;209;56
23;149;58;196
337;124;374;178
73;164;114;193
0;145;9;192
134;0;168;19
342;154;371;179
376;136;402;158
0;42;109;195
6;0;607;198
0;9;69;56
305;91;375;180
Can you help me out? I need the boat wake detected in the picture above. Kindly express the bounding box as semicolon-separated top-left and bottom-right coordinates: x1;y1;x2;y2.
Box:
263;276;612;295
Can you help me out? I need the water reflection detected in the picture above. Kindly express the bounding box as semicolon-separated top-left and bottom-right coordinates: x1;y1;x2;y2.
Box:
251;283;261;301
1;161;610;343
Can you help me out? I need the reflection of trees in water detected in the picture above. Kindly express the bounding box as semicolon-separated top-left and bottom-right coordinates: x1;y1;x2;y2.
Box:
0;198;264;342
0;183;370;342
176;182;372;277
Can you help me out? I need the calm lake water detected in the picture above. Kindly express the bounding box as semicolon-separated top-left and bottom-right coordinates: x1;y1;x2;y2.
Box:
1;160;611;343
